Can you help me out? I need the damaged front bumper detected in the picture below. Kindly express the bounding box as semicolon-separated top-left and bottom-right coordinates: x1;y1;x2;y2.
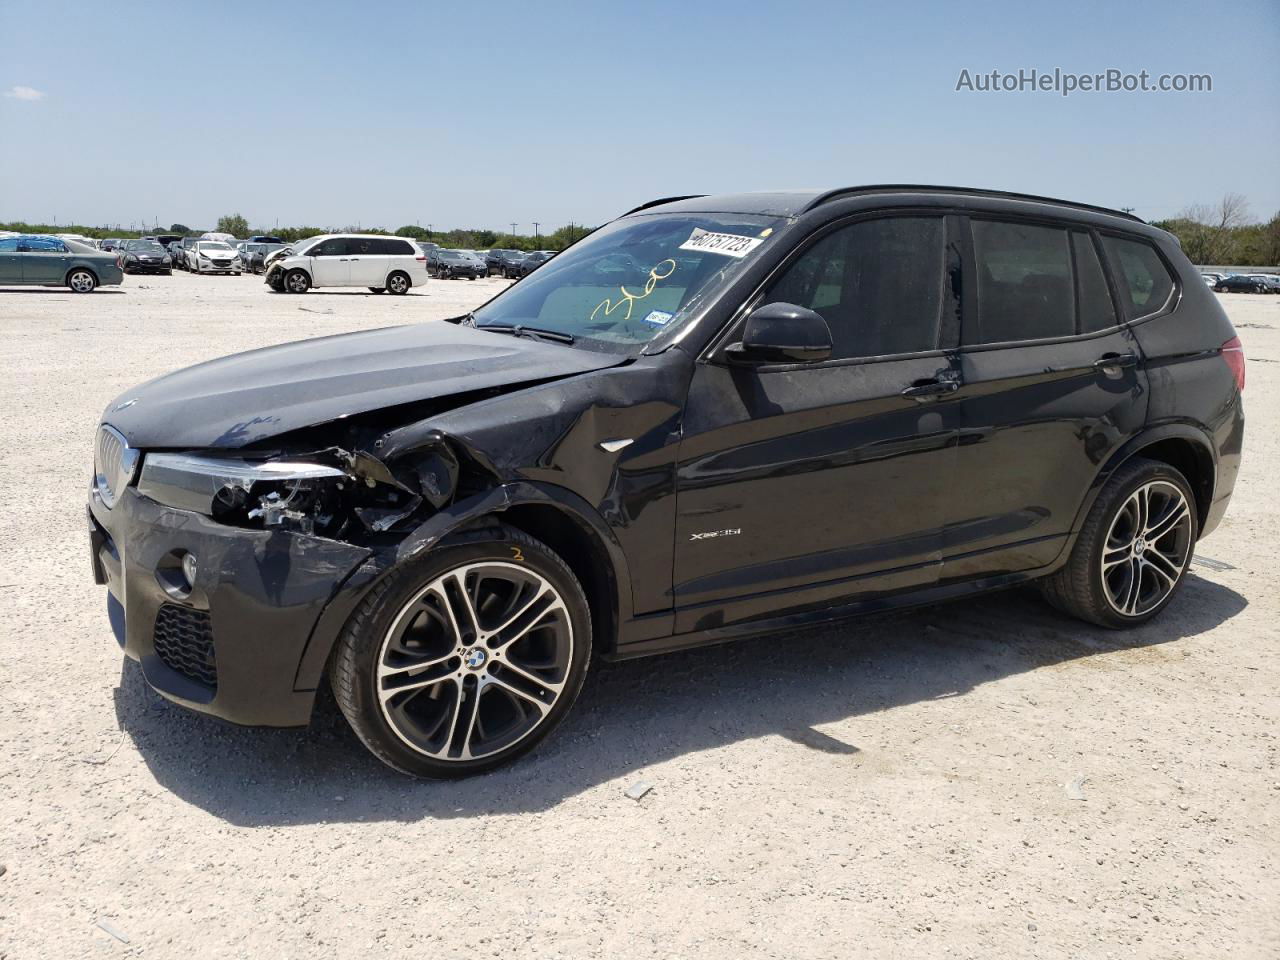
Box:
88;484;371;726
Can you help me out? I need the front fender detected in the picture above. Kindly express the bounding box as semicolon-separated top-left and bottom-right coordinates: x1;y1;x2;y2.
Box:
290;480;633;693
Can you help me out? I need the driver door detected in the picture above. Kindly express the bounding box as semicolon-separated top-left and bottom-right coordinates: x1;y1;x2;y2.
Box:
673;214;962;632
309;238;350;286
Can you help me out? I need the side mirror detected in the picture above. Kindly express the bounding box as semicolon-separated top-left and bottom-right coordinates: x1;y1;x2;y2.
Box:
726;302;832;364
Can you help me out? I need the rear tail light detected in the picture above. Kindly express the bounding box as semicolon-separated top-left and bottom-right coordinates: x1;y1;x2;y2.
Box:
1221;336;1245;392
415;255;426;262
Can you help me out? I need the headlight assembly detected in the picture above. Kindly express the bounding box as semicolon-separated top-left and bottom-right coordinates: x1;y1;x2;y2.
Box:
135;452;424;537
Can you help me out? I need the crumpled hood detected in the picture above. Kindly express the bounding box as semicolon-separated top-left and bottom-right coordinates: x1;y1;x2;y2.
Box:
104;322;621;449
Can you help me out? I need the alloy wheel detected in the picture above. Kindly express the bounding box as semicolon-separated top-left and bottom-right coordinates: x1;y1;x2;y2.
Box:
389;274;409;294
68;270;95;293
1101;480;1193;617
376;561;573;761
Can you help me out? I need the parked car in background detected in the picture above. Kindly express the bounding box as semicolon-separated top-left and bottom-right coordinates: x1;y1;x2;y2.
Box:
1215;275;1268;293
187;240;243;274
247;234;285;245
1200;274;1219;286
0;234;123;292
434;249;486;279
516;249;556;277
86;185;1243;777
485;248;520;275
264;234;426;294
1200;272;1226;283
55;233;97;248
176;237;202;270
119;238;172;274
495;250;527;278
150;234;182;248
1252;274;1280;294
100;238;126;252
242;242;287;274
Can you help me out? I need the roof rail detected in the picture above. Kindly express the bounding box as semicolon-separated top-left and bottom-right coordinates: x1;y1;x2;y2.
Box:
803;184;1145;223
621;195;708;217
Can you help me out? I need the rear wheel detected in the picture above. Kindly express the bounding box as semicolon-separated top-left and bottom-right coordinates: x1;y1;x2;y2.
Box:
284;269;310;294
387;271;410;295
330;527;591;778
67;269;97;293
1040;458;1197;628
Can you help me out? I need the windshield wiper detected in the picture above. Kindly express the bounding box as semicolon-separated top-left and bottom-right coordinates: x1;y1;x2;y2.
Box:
475;323;575;345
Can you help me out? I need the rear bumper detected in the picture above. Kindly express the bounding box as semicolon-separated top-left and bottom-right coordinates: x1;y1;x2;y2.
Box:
89;486;370;726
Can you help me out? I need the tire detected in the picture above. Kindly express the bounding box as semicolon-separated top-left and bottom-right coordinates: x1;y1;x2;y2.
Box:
1039;457;1198;628
284;269;310;294
330;526;592;778
233;272;241;277
67;269;97;293
386;271;410;295
368;286;386;294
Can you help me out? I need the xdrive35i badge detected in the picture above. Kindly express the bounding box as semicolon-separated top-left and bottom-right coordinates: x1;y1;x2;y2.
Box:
689;528;742;541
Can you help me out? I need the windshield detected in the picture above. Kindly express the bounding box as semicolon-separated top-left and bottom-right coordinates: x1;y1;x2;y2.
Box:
472;212;782;352
125;240;165;252
441;251;464;260
198;241;233;252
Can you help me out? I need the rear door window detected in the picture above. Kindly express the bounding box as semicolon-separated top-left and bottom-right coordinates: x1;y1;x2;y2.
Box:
1101;235;1176;319
968;221;1073;344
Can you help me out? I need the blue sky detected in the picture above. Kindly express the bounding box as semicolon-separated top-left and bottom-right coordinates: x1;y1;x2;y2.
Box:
1;0;1277;232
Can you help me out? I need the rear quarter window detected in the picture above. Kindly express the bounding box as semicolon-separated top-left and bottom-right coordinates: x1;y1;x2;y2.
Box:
1101;235;1176;320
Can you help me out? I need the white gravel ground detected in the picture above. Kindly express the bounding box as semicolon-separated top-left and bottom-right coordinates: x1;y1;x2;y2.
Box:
0;274;1276;959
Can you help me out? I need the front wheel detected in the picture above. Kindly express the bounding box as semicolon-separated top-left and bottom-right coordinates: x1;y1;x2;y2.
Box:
330;527;591;778
1040;457;1197;628
67;269;97;293
284;269;310;294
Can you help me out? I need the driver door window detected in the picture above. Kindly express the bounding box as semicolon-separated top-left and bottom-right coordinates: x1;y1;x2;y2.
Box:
764;216;947;359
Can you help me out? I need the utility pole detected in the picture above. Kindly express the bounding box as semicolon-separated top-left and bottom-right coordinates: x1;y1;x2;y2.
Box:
1120;206;1136;215
533;221;540;244
510;222;517;239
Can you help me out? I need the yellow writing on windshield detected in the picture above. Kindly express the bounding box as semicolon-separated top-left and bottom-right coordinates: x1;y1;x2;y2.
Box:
590;259;677;323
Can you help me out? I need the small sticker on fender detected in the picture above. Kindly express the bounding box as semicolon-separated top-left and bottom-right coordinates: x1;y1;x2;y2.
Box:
679;228;764;258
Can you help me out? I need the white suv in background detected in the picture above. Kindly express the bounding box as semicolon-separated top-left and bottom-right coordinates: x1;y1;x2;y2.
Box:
264;234;427;295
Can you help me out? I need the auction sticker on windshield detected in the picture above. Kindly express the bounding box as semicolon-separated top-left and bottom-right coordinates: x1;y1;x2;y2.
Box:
679;228;765;258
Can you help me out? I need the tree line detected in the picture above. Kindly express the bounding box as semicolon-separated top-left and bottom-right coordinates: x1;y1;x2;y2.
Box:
7;197;1278;265
1151;194;1280;267
0;214;595;252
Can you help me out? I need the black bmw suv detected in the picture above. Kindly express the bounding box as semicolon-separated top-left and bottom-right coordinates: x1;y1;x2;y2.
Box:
88;186;1245;778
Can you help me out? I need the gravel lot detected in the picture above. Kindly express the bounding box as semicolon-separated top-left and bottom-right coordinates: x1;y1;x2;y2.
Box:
1;274;1276;959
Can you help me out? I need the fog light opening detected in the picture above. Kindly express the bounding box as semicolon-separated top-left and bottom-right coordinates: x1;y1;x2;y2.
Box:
181;552;199;591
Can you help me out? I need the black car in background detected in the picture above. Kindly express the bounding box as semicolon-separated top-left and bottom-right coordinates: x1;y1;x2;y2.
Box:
434;249;486;279
88;185;1244;779
247;234;285;245
1215;275;1268;293
242;242;286;274
516;249;556;277
485;248;520;275
494;250;527;278
119;239;172;274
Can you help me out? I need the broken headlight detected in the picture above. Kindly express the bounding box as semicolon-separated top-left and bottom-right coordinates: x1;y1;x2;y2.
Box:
135;452;420;537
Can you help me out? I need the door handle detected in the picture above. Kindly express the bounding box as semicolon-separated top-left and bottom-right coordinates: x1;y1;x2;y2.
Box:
1093;353;1138;372
901;378;960;401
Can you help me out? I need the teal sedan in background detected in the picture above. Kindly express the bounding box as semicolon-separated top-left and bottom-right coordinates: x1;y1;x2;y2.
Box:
0;235;124;292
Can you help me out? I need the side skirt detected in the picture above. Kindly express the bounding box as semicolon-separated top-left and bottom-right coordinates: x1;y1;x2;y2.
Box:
604;563;1058;661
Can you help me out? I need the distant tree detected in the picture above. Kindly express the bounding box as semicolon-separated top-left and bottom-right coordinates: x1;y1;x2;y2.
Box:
215;213;250;237
169;223;191;235
394;225;428;239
